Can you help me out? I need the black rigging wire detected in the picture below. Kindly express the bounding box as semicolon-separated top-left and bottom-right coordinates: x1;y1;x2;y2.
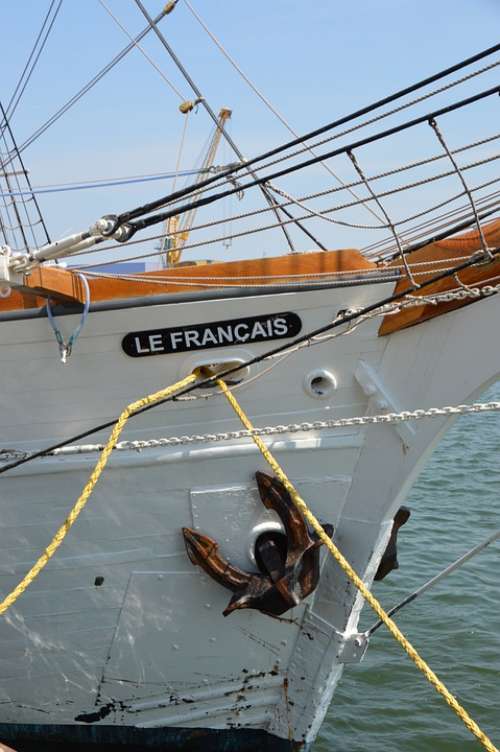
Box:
66;131;500;262
132;0;327;252
84;61;497;226
1;238;498;475
113;85;500;239
0;100;51;246
238;59;500;188
0;6;172;171
76;201;500;269
363;184;500;258
1;0;63;134
0;122;30;251
102;43;500;229
1;0;57;128
0;133;36;250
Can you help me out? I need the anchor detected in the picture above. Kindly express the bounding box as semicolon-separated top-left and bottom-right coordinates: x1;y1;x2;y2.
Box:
182;471;333;617
375;506;411;581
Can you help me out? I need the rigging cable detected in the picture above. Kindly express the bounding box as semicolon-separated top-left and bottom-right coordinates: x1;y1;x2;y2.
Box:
75;176;500;268
97;44;500;228
0;168;217;198
1;241;498;475
241;58;500;185
3;133;495;245
1;107;43;249
0;5;174;170
119;57;500;224
97;0;185;101
111;84;500;240
132;0;291;254
80;207;500;270
368;529;500;636
365;189;500;261
70;131;500;255
1;0;63;131
132;0;328;253
364;184;500;257
347;149;418;286
182;0;385;227
0;127;31;251
83;124;498;236
363;189;500;260
88;151;500;266
0;100;51;246
429;117;491;257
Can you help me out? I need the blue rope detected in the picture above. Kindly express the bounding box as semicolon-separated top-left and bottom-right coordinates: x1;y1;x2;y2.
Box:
46;272;90;363
0;168;214;198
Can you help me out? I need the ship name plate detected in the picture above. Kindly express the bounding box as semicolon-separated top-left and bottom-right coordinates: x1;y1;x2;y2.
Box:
122;311;302;357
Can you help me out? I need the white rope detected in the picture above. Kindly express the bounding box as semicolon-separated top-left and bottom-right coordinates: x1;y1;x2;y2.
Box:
80;254;464;283
249;59;500;177
430;117;492;258
80;261;500;290
364;183;500;258
347;149;419;287
74;153;500;268
77;272;399;289
364;197;500;261
182;0;386;226
268;184;388;230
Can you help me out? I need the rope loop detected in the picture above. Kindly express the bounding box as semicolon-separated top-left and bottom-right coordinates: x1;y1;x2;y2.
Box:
46;272;91;363
217;377;498;752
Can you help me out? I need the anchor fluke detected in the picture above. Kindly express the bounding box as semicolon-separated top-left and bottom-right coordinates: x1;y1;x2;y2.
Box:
375;506;411;581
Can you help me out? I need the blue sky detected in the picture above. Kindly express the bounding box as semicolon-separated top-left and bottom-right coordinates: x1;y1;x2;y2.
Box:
1;0;499;264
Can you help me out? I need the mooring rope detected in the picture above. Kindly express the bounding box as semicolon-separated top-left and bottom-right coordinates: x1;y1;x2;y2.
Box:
0;372;198;616
217;377;498;752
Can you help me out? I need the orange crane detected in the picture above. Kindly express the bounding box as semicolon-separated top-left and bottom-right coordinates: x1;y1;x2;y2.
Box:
161;107;232;267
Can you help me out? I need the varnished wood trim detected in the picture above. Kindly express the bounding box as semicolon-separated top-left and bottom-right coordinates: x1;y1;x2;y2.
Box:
379;219;500;336
0;249;376;314
23;266;87;303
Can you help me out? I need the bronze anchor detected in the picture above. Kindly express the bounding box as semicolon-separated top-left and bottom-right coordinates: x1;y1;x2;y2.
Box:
182;471;333;617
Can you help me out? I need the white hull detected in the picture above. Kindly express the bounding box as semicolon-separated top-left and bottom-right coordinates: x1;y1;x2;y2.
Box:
1;281;499;747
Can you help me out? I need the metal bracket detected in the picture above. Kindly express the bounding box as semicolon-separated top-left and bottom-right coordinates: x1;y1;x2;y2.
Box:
0;246;23;287
302;610;369;665
355;360;415;448
335;630;369;664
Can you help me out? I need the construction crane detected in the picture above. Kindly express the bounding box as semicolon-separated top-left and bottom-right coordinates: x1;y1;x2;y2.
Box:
161;106;232;267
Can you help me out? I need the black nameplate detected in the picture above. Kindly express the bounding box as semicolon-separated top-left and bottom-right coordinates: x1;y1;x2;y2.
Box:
122;312;302;358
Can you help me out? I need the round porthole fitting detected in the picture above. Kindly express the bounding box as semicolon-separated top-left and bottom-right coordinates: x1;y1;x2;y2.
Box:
304;369;337;399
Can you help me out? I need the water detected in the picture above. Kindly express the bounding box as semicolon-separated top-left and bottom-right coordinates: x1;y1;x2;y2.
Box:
315;385;500;751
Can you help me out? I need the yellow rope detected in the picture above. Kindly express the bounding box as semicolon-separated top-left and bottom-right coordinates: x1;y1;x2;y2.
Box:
0;372;198;617
217;378;498;752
